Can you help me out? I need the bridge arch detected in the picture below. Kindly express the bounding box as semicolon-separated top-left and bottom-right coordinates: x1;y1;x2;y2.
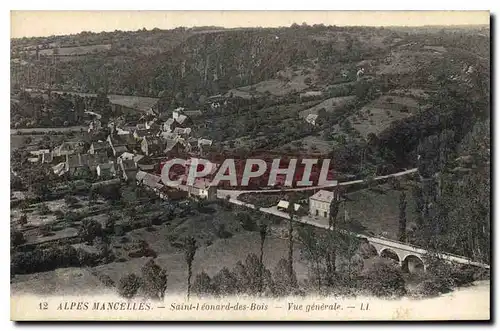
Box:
402;255;425;274
380;248;401;264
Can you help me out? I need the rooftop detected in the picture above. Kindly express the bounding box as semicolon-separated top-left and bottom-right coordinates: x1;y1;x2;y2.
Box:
310;189;336;203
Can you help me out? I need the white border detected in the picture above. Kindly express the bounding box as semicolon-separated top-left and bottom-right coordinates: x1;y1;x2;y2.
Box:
2;1;497;329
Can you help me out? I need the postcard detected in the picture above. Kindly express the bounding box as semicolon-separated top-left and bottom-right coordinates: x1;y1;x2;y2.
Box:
10;10;490;321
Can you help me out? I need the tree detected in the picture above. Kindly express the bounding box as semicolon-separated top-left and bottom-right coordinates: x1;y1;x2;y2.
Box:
243;253;274;296
192;271;214;297
212;267;238;296
286;195;298;289
273;258;298;297
141;259;168;300
297;225;323;292
399;191;407;242
232;261;250;293
18;214;28;227
258;218;268;295
118;273;142;299
88;187;98;205
184;236;197;299
78;219;103;244
325;188;340;286
104;214;117;234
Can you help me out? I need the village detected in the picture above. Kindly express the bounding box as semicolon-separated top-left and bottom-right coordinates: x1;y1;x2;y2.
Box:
10;21;490;304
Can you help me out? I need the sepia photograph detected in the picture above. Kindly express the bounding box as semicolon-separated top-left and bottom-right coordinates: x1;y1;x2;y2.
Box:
9;10;491;321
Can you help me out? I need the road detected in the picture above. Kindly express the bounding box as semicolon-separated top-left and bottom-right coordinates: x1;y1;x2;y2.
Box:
11;126;87;135
216;168;489;270
217;168;418;200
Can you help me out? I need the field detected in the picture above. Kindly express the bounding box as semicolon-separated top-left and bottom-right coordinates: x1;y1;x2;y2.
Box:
228;64;319;99
299;96;356;118
29;44;112;56
338;182;419;239
347;95;421;139
11;229;309;295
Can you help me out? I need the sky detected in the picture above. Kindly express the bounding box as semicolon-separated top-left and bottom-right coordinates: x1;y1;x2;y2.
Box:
11;11;490;39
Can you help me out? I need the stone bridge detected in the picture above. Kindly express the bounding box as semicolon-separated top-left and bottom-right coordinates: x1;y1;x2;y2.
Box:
360;236;490;273
221;197;490;274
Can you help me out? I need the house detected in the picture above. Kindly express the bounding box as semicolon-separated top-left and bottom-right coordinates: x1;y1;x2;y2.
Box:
107;134;136;155
29;149;50;157
305;114;319;126
53;142;85;157
116;128;131;135
119;159;138;182
198;138;213;148
277;200;301;212
160;131;178;140
28;149;53;163
65;153;109;175
158;185;189;200
173;127;192;138
164;138;181;155
117;152;135;164
163;118;176;132
309;189;339;219
134;128;155;140
356;68;365;80
146;120;160;131
141;137;164;156
52;162;66;176
185;179;216;200
172;108;184;121
184;110;203;117
108;95;159;115
135;123;147;131
133;154;145;164
88;120;102;133
96;162;117;178
89;141;110;155
142;173;163;192
136;170;148;185
41;152;53;164
175;114;191;126
136;156;156;171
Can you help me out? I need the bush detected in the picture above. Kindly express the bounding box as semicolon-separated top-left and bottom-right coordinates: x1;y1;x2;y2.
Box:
118;273;142;299
39;203;51;215
11;230;25;247
415;279;442;297
17;214;28;227
78;219;103;244
104;215;117;234
237;212;258;232
38;224;54;237
65;195;78;207
216;224;233;239
11;245;81;275
400;105;409;113
388;177;402;190
76;248;100;267
212;267;238;296
98;274;116;288
361;258;406;297
114;224;126;236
